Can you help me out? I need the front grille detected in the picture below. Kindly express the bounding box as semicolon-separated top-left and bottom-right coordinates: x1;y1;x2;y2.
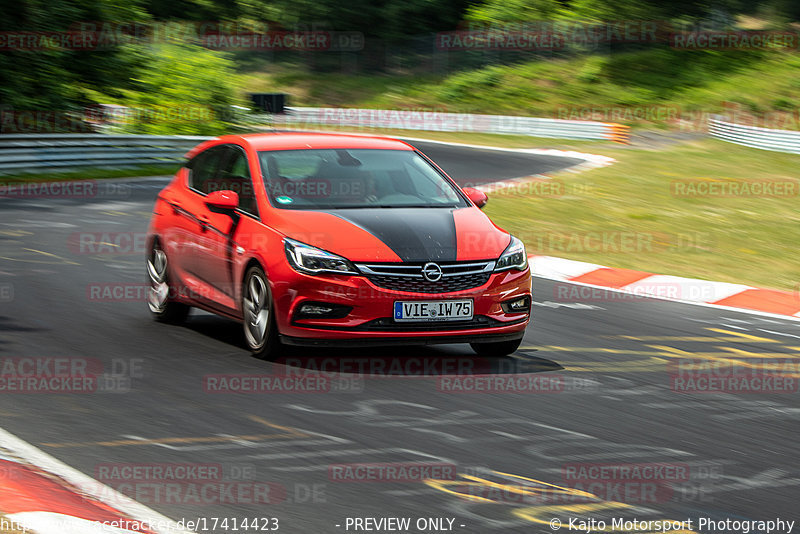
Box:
355;260;495;294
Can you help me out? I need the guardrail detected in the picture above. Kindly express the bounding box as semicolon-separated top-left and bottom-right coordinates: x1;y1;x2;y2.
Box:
6;114;798;176
0;134;209;175
709;117;800;154
279;107;631;142
0;109;630;175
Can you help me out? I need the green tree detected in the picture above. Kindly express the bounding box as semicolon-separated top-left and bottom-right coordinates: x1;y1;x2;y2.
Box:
0;0;149;112
466;0;568;24
125;43;238;135
264;0;471;41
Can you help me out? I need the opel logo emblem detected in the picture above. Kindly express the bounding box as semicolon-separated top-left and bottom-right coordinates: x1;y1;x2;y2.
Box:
422;262;443;282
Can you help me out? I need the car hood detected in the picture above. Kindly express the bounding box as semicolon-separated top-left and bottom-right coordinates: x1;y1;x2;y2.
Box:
268;207;511;263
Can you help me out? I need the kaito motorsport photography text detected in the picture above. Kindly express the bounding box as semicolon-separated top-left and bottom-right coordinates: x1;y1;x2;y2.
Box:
552;517;795;533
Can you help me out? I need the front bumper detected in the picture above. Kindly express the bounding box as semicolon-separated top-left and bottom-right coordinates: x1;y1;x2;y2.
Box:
271;263;531;344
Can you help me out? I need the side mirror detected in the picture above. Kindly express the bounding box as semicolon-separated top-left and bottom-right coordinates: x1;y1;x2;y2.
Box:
463;187;488;209
205;190;239;211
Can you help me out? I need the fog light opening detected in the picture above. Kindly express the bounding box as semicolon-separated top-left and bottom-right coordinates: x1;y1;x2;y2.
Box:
502;296;531;314
301;304;334;315
294;301;353;320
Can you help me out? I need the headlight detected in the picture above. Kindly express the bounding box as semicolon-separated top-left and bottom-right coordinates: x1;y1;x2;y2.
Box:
494;235;528;272
284;238;359;275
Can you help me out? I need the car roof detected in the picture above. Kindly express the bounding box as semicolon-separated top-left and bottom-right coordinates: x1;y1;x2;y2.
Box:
221;132;415;152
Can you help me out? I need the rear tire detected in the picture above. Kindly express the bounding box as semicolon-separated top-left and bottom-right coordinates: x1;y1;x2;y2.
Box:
147;241;190;324
242;265;282;360
470;338;522;357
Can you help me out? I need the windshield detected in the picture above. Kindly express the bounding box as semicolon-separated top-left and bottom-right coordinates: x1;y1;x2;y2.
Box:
257;148;467;209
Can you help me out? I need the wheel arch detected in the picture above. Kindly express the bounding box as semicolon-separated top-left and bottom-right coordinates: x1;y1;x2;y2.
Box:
146;233;160;253
239;256;269;313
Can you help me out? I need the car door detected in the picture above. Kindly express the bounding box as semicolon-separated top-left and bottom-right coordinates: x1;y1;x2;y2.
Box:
196;144;261;308
167;144;229;307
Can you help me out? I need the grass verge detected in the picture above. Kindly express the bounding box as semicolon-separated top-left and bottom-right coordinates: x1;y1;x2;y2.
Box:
481;137;800;291
0;164;179;184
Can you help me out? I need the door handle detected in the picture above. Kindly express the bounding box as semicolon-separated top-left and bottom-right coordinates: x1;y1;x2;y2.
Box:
198;214;210;231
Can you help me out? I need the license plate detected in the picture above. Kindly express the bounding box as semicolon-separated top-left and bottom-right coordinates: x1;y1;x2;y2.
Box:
393;299;473;322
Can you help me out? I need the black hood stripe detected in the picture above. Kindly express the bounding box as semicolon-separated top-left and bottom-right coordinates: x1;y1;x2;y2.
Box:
326;209;457;262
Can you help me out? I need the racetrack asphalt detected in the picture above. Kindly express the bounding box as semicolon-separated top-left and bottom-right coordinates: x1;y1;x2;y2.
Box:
0;139;798;533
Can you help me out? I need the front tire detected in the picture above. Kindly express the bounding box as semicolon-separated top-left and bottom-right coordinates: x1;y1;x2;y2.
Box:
242;265;282;360
147;241;190;324
470;338;522;357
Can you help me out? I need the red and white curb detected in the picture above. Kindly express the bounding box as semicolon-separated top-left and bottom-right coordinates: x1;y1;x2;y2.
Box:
532;255;800;318
0;427;194;534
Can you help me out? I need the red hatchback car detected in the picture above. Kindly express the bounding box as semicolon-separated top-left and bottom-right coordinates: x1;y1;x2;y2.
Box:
146;133;531;358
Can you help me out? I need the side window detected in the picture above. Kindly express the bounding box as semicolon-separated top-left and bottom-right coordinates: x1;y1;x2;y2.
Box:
217;146;259;217
188;146;225;193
